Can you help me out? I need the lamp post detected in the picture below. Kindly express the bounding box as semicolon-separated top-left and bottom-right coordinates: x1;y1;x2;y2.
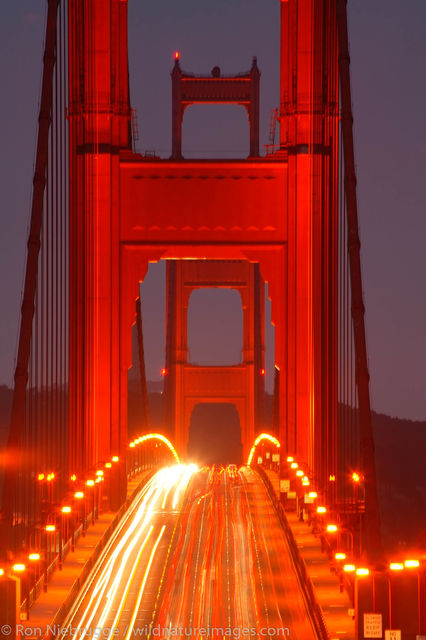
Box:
43;524;56;592
403;559;422;635
59;506;72;569
26;554;40;619
129;442;136;477
11;564;26;619
95;476;103;519
86;480;95;526
74;491;85;539
333;552;347;592
386;560;423;636
325;523;339;557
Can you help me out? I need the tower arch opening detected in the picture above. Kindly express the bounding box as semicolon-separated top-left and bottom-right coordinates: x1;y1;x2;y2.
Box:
187;287;243;366
182;104;250;159
187;403;243;465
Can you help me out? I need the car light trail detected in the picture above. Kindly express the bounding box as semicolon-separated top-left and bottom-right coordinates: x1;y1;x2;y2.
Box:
172;463;198;509
61;464;324;640
123;525;166;640
156;465;309;639
60;465;197;639
103;525;155;636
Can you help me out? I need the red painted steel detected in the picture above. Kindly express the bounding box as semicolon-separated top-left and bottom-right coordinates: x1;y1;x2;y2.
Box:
68;0;132;507
279;0;339;490
164;261;264;459
67;0;341;502
171;56;260;158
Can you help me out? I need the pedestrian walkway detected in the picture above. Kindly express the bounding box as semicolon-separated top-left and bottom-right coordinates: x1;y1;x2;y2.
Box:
19;471;153;638
263;468;355;640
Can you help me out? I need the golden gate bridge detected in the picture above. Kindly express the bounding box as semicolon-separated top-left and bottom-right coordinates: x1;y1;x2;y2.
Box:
0;1;424;639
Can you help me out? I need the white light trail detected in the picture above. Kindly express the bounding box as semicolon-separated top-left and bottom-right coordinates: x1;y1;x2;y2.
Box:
62;465;197;639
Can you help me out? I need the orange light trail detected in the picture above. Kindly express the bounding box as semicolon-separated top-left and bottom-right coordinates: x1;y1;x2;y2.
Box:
132;432;180;464
247;433;281;466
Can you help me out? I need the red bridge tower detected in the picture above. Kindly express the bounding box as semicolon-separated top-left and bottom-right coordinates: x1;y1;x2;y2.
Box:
67;0;339;504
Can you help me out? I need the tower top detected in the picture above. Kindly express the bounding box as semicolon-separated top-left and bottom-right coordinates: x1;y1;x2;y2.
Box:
171;57;260;158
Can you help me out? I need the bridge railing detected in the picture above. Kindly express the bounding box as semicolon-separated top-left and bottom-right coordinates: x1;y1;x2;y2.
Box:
255;465;330;640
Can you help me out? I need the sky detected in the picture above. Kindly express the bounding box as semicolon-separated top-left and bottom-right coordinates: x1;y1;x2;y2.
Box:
0;1;425;421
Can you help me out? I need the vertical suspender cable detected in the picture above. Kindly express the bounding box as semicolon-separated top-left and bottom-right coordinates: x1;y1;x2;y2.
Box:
54;21;59;498
336;0;383;562
1;0;59;546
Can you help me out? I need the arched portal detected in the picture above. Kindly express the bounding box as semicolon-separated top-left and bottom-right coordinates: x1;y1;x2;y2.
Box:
187;403;242;465
187;287;243;366
182;104;250;160
164;260;265;460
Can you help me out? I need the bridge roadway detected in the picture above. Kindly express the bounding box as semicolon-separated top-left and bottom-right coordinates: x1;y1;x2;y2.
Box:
58;465;316;640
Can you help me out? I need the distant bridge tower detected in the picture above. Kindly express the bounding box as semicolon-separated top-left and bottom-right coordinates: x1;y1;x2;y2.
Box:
171;55;260;159
165;261;265;459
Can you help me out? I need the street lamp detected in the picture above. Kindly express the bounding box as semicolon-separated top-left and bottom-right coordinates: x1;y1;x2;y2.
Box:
74;491;86;537
59;506;72;566
334;553;347;592
129;442;136;477
11;564;28;620
26;554;40;619
404;559;420;568
403;558;422;634
324;523;339;555
44;524;56;592
344;564;356;573
86;480;96;525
